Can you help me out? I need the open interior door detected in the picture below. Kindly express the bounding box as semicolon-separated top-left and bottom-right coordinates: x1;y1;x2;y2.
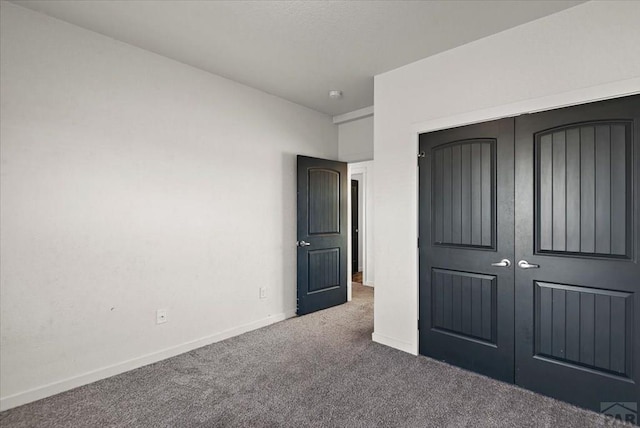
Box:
297;155;348;315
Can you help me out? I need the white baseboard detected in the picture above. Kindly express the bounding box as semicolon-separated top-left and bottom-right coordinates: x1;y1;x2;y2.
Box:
0;311;289;412
363;281;374;287
372;332;417;355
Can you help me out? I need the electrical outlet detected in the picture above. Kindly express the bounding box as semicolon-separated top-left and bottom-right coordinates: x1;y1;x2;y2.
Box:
156;309;168;324
259;287;267;299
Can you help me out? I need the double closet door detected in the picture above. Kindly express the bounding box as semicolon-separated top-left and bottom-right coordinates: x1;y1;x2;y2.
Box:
418;95;639;412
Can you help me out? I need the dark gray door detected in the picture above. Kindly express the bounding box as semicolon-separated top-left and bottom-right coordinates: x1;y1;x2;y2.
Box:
297;156;348;315
351;180;359;271
419;118;515;382
514;95;640;412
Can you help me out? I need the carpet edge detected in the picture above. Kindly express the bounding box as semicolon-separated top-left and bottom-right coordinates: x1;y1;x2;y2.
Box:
0;310;293;412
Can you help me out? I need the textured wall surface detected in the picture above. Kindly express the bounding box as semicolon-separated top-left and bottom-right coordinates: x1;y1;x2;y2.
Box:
0;2;337;408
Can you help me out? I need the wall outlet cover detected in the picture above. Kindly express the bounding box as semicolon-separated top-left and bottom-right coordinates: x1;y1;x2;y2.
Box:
156;309;168;324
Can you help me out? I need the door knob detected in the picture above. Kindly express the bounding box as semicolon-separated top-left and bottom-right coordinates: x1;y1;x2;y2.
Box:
297;240;311;247
518;260;539;269
491;259;511;267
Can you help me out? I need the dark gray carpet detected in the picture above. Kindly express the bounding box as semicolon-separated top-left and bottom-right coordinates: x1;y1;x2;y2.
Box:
0;284;629;427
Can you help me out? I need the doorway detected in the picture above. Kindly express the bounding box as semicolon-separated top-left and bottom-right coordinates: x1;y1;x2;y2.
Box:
348;162;374;298
418;95;639;412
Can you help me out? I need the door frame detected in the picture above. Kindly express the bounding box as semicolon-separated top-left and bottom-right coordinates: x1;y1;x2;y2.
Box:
411;80;640;355
347;162;373;300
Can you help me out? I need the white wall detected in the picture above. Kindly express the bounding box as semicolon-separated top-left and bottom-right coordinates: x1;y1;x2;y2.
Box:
0;2;337;410
373;1;640;354
338;116;373;162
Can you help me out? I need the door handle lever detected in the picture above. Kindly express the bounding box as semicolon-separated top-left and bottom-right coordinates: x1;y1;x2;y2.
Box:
491;259;511;268
518;260;539;269
297;240;311;247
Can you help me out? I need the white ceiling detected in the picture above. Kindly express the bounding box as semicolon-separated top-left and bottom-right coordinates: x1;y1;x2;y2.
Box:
13;0;584;116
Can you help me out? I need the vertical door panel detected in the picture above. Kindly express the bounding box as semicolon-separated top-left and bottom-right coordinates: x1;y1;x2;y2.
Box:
419;118;514;383
515;95;640;412
297;156;347;315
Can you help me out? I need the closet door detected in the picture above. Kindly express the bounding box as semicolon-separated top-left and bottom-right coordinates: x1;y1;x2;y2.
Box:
419;118;515;382
514;95;640;412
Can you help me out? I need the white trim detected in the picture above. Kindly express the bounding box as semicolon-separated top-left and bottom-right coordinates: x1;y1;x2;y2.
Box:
0;311;294;411
333;106;374;125
372;332;416;355
412;77;640;134
408;77;640;358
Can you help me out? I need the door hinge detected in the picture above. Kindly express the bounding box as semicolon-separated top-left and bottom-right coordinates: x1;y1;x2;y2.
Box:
418;319;420;330
417;151;426;166
417;237;420;248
